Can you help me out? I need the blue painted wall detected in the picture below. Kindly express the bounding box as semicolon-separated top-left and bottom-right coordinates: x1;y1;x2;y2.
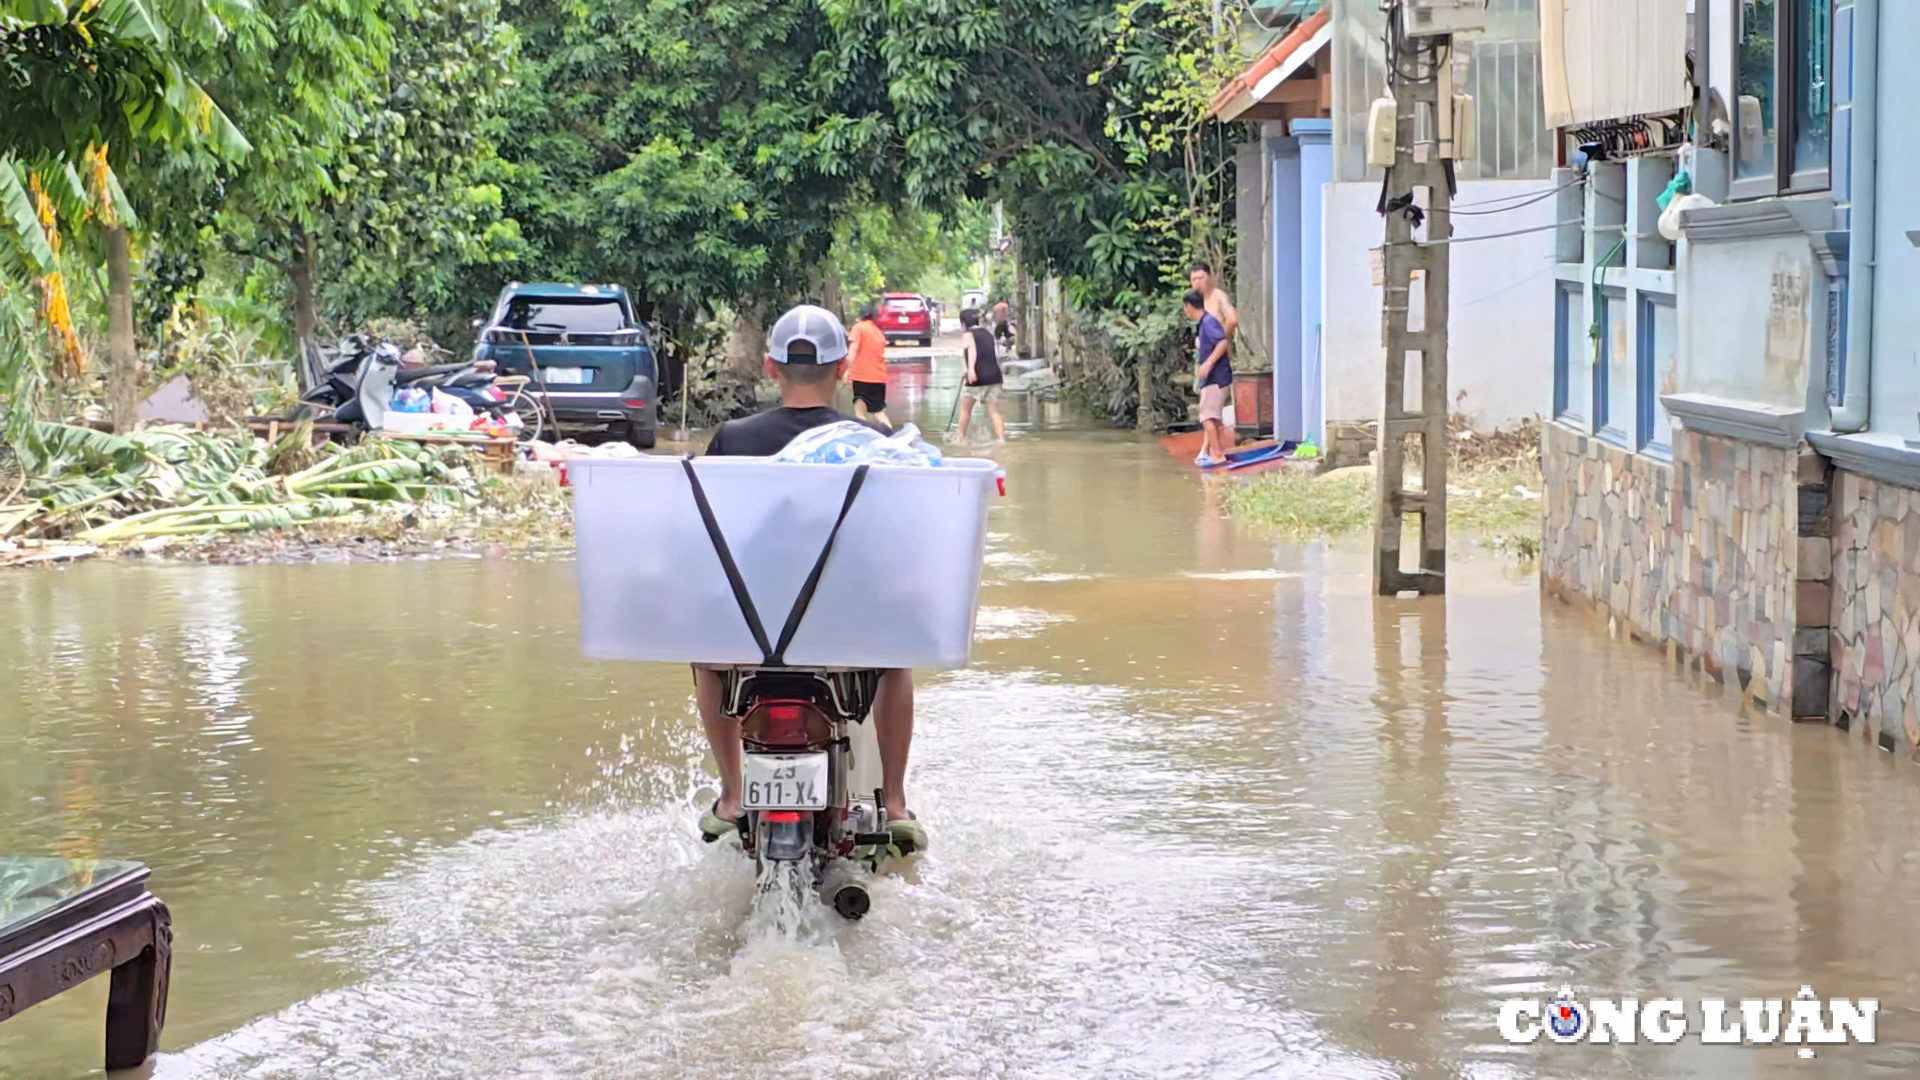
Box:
1296;120;1332;447
1270;136;1304;442
1868;0;1920;439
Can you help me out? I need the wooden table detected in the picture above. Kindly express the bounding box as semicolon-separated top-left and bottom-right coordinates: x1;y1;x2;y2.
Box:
0;858;172;1071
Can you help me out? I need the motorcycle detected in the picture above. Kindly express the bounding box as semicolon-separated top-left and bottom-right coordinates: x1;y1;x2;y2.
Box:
712;665;912;920
302;336;522;435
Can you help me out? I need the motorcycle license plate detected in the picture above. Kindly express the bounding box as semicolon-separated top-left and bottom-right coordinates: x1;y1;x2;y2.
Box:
743;753;829;811
544;367;590;384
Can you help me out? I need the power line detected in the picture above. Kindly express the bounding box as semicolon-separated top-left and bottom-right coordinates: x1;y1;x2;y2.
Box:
1449;183;1580;216
1456;259;1562;309
1393;217;1583;246
1449;177;1585;210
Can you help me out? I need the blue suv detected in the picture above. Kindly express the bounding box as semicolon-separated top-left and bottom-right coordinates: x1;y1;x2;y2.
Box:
473;282;658;448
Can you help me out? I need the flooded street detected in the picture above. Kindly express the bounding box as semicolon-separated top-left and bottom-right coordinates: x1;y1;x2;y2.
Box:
5;355;1920;1078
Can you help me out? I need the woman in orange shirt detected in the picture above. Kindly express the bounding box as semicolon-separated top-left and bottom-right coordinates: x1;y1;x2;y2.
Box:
845;303;891;427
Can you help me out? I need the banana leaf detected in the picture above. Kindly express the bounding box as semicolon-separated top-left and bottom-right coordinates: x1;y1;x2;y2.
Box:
0;164;56;275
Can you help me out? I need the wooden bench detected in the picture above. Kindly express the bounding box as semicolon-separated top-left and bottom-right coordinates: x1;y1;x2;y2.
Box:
0;858;171;1071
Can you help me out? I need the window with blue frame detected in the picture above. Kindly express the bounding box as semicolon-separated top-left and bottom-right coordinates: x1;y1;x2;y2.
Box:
1553;283;1590;426
1732;0;1832;198
1638;295;1676;459
1595;288;1631;446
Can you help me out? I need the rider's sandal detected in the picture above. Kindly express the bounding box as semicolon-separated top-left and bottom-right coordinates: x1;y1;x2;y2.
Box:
699;800;743;843
884;813;929;856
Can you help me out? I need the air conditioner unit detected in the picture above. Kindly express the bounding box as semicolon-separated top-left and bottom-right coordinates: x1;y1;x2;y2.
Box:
1403;0;1486;38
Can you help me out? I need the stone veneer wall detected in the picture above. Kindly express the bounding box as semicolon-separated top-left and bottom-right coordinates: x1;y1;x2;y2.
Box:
1829;469;1920;751
1540;421;1817;711
1540;422;1678;643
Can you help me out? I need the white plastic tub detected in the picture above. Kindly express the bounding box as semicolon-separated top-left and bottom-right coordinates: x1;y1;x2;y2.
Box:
570;455;999;669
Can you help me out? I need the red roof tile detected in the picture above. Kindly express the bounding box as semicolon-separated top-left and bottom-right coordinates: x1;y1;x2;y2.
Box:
1206;7;1332;120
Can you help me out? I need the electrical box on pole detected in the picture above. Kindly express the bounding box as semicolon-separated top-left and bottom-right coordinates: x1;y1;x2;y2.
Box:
1402;0;1484;37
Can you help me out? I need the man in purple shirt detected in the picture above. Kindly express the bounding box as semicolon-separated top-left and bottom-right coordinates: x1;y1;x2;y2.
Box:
1184;288;1233;466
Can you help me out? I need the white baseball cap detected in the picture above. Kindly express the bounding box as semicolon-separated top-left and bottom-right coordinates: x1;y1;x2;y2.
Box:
768;304;849;365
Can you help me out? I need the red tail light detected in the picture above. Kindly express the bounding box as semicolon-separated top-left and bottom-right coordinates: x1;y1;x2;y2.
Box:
621;398;647;408
743;700;832;747
765;704;804;744
763;811;803;823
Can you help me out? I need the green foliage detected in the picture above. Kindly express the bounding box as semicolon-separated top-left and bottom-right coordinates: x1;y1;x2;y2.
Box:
4;0;1262;439
1224;465;1376;536
0;0;249;164
2;0;251;449
195;0;390;234
485;0;891;332
1072;305;1193;427
2;423;487;541
829;201;986;312
320;0;523;331
835;0;1248;426
841;0;1239;302
1227;458;1545;556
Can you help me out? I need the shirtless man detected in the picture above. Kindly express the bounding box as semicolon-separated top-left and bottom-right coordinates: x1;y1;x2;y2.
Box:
1189;262;1239;346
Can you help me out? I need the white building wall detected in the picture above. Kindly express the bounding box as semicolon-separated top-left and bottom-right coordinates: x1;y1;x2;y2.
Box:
1320;179;1558;430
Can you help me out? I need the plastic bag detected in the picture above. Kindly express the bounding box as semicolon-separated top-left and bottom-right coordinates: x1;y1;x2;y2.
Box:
772;421;945;466
430;388;474;420
1659;192;1715;243
858;423;945;466
391;386;431;413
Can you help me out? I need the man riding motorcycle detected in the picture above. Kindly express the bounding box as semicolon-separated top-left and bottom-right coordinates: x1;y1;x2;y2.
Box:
693;304;929;854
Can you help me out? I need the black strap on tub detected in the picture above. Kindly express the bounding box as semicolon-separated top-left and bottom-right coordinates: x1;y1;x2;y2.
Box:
681;457;869;667
769;464;869;666
681;457;774;661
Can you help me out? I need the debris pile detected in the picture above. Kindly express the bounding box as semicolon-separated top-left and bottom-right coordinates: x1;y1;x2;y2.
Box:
1;422;492;550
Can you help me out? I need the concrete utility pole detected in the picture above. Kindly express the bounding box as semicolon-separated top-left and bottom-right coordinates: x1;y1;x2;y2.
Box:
1014;243;1033;361
1031;277;1049;360
1373;21;1454;597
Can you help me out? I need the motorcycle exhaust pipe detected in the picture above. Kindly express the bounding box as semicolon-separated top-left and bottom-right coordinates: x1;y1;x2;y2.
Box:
817;862;870;920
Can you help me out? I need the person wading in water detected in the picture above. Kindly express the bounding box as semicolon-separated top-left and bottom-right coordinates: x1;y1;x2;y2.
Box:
956;307;1006;443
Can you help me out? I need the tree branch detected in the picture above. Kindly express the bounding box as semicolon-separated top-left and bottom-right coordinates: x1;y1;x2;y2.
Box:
999;47;1129;182
226;244;292;274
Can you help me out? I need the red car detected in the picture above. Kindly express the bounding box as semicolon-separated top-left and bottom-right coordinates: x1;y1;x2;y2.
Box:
878;293;934;347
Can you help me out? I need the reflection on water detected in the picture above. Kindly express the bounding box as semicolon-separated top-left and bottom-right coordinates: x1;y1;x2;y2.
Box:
2;358;1919;1077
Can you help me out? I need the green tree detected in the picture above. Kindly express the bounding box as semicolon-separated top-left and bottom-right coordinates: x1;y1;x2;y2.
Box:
319;0;523;338
483;0;893;358
848;0;1236;428
182;0;393;344
131;0;517;358
828;0;1244;425
2;0;249;436
828;201;987;315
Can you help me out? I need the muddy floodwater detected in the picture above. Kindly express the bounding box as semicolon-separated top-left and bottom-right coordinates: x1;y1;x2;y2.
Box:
5;354;1920;1078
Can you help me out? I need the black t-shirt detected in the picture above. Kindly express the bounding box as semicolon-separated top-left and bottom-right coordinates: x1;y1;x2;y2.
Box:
965;327;1003;386
704;405;890;458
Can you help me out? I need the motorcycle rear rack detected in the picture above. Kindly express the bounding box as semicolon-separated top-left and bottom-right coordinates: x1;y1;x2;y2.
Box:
719;667;879;724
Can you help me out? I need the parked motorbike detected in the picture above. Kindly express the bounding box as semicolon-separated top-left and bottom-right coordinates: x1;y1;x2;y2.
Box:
713;666;911;920
302;336;521;434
